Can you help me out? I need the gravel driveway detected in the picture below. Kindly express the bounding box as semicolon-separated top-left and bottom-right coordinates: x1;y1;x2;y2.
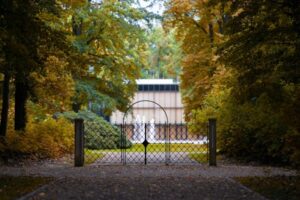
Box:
1;162;297;200
22;176;266;200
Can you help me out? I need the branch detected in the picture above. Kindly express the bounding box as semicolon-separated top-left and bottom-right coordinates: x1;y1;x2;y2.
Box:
192;19;208;34
184;13;208;34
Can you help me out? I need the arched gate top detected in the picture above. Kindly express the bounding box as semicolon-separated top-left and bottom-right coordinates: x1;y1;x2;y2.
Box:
122;100;169;125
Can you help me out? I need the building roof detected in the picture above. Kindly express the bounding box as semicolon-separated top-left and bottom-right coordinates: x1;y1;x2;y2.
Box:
136;79;179;92
136;79;178;85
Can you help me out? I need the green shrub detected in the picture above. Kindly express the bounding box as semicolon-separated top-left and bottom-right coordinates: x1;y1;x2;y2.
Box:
56;110;131;150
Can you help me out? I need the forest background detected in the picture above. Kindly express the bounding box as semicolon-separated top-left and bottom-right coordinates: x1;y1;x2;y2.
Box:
0;0;299;168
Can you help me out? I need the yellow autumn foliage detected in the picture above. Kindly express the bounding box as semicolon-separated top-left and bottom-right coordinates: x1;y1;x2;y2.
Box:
30;56;75;113
0;116;74;159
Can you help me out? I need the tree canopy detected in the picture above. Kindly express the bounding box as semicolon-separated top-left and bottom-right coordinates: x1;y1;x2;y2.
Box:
166;0;300;167
164;0;227;118
0;0;157;133
142;27;182;80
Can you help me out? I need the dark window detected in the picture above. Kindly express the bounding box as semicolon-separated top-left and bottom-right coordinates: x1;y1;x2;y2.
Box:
138;84;179;91
149;85;154;91
138;85;143;91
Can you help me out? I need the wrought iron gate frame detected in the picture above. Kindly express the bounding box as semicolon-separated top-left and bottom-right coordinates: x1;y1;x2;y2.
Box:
121;100;170;165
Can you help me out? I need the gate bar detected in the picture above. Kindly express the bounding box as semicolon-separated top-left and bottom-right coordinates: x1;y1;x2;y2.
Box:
144;123;147;165
75;118;84;167
208;118;217;166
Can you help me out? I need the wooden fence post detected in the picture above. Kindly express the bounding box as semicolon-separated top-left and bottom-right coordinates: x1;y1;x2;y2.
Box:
208;118;217;166
75;118;84;167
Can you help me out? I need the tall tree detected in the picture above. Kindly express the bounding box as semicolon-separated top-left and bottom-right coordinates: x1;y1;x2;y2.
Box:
142;27;182;80
69;0;149;113
164;0;227;119
0;0;77;130
218;0;300;125
0;1;8;136
0;70;10;136
166;0;300;165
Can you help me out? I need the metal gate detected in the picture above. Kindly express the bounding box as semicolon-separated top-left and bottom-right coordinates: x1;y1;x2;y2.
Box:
121;100;170;165
80;100;211;166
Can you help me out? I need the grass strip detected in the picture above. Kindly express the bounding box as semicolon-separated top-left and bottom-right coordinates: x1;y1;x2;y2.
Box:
235;176;300;200
85;143;208;164
188;153;207;163
87;143;207;153
0;176;53;200
85;150;105;165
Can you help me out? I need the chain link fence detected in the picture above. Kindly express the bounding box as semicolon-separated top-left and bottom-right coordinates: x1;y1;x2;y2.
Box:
80;120;213;166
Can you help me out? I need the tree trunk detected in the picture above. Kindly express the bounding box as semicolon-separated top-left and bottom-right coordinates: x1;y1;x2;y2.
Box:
72;17;82;36
72;103;81;113
14;78;28;131
72;14;83;113
0;72;10;136
219;3;225;34
217;19;223;34
208;23;214;47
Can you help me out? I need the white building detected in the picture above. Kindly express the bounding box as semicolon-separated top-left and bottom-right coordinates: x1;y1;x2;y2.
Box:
111;79;185;124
